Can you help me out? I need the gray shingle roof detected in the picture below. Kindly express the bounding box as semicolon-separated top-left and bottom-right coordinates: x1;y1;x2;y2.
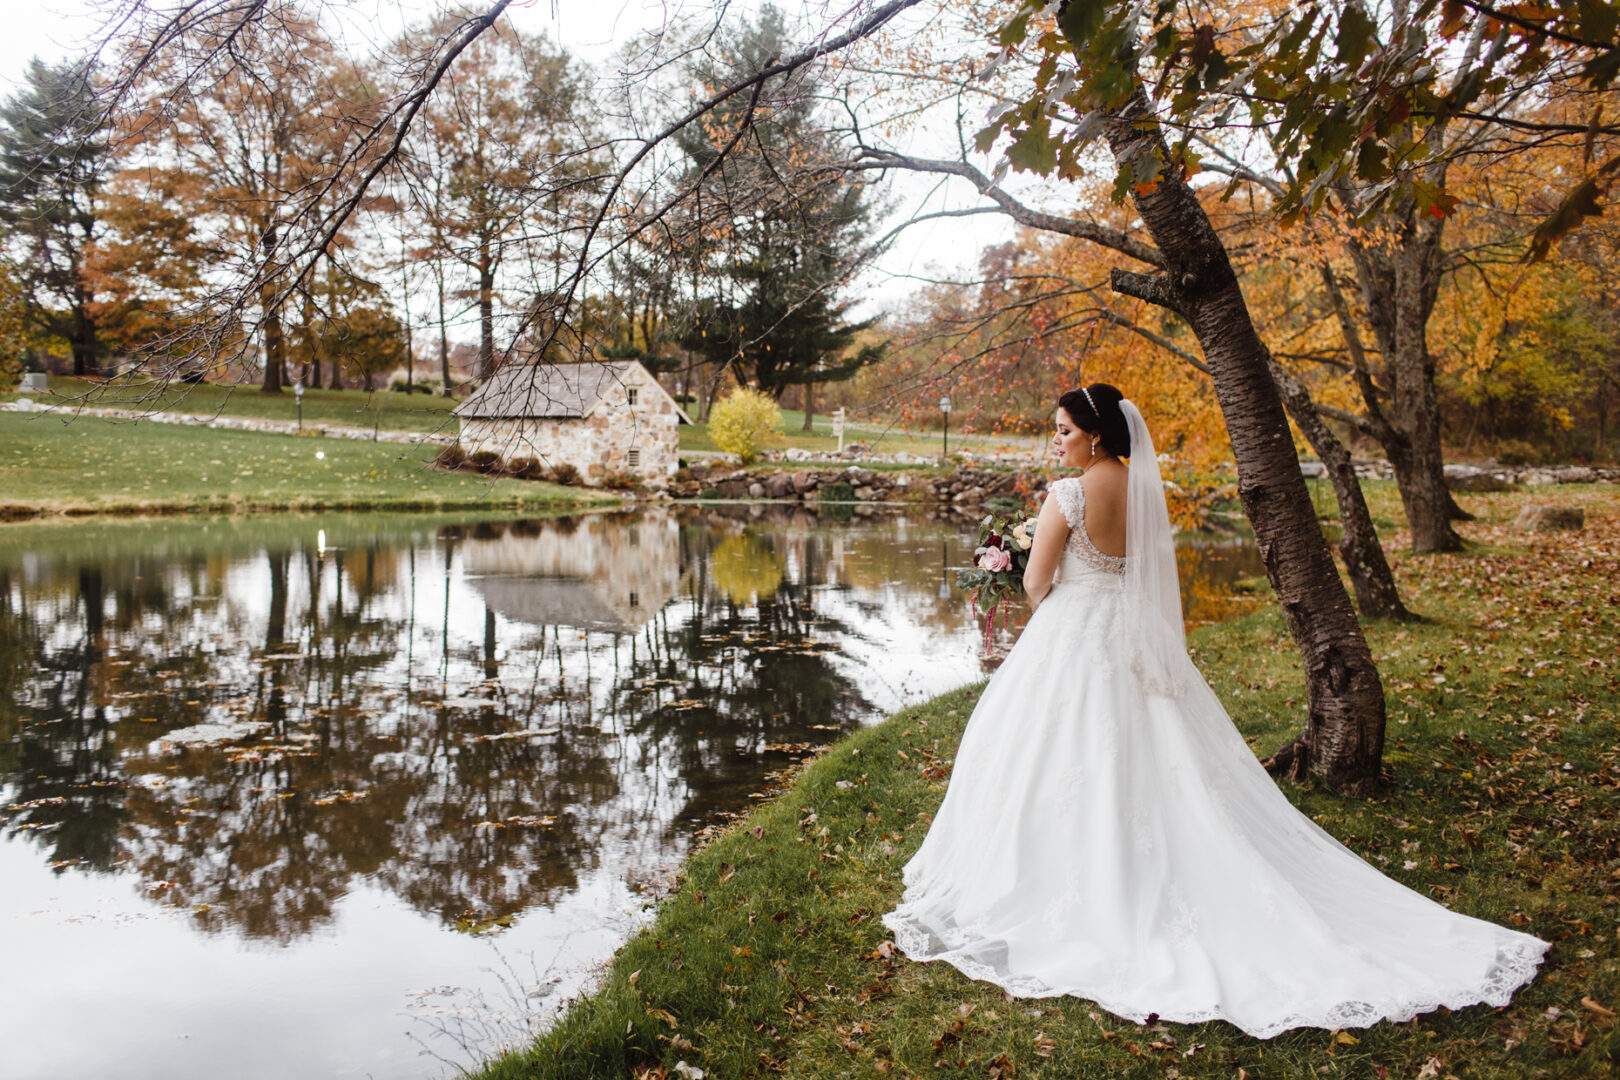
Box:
454;360;681;420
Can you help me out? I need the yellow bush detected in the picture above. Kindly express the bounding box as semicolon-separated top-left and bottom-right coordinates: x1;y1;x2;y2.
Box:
708;387;782;464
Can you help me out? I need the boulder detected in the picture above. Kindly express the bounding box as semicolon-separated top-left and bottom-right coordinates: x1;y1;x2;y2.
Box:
763;473;797;499
1299;460;1328;478
845;466;876;485
1513;504;1584;532
1556;466;1598;484
854;485;877;501
748;482;766;499
790;471;815;492
716;479;752;499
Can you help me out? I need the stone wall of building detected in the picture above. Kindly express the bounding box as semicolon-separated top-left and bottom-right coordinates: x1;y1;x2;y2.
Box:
458;365;681;486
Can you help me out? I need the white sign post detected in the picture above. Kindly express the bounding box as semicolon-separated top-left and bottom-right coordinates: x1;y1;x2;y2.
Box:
833;408;846;452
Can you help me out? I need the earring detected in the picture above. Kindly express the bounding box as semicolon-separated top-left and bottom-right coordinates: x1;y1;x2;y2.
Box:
1090;437;1099;458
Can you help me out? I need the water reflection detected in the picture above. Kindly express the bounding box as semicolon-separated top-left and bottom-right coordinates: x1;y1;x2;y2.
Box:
0;506;1261;1079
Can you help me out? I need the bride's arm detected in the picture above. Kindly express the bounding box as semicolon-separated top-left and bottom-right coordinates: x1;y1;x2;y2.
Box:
1022;492;1071;611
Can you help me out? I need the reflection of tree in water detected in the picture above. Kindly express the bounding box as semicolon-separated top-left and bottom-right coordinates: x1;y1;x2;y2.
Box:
1;508;1244;945
610;518;874;832
0;535;626;942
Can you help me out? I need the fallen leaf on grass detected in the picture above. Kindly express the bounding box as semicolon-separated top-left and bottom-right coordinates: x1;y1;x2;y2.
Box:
1033;1032;1056;1057
647;1007;680;1029
1415;1057;1444;1080
1581;996;1616;1020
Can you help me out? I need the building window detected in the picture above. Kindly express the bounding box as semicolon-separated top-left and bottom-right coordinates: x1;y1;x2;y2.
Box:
627;387;639;405
627;448;641;468
628;591;640;607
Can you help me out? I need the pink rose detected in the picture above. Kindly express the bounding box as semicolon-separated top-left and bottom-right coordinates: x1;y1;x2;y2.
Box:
978;546;1013;572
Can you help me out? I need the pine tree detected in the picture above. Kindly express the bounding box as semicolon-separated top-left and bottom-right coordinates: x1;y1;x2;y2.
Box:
0;58;109;376
674;6;885;402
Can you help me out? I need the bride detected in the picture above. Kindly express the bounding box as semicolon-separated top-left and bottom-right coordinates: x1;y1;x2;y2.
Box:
882;384;1547;1037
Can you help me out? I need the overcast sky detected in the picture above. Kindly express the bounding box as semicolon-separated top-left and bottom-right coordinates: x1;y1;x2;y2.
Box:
1;1;1021;325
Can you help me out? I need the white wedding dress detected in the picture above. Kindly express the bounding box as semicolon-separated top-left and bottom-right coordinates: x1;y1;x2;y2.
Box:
882;403;1547;1038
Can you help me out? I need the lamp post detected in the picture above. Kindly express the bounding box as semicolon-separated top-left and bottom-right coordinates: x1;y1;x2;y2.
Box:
939;395;951;460
293;380;305;433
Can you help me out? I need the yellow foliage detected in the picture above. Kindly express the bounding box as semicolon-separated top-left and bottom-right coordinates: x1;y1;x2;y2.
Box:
708;387;782;464
709;531;784;606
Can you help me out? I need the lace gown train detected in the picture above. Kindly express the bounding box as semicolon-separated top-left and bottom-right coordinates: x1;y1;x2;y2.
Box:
881;477;1547;1038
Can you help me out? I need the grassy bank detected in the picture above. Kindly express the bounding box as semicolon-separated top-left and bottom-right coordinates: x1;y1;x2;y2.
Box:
5;377;460;433
0;410;611;518
485;485;1620;1080
678;407;1038;459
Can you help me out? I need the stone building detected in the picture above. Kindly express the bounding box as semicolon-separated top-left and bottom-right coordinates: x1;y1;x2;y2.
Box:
453;360;689;485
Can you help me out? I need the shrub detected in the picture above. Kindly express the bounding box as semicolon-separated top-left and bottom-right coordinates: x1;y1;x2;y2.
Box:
434;444;467;470
470;450;502;474
505;456;551;481
818;481;855;502
708;387;782;464
599;468;640;490
551;462;581;486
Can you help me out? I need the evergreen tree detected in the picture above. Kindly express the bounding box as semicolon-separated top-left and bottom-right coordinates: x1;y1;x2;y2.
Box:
0;58;109;375
673;6;885;403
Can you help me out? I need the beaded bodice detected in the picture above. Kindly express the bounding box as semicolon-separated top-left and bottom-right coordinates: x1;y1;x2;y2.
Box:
1049;477;1126;577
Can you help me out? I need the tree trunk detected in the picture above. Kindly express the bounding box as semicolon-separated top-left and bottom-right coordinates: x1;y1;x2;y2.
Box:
1105;91;1386;795
1269;362;1410;620
260;285;285;394
1343;218;1462;553
438;272;452;396
802;381;815;432
478;239;495;381
260;221;284;394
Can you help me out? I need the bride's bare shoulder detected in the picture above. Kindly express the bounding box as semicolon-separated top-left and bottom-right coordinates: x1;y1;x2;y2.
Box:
1079;462;1128;503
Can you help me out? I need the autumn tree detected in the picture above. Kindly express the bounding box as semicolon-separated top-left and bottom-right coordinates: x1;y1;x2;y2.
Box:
107;2;390;393
0;58;111;375
398;14;595;382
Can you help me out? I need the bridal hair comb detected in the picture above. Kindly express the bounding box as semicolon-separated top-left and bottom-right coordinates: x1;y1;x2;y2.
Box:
1080;386;1097;416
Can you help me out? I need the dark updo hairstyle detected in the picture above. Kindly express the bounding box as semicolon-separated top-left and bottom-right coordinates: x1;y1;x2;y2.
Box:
1056;383;1131;459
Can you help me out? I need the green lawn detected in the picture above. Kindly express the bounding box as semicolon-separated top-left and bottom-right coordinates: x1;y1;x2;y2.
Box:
482;484;1620;1080
4;380;1042;458
0;410;611;518
5;377;459;433
679;407;1040;459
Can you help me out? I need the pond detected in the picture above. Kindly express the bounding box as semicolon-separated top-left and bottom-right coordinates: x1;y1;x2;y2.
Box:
0;504;1263;1080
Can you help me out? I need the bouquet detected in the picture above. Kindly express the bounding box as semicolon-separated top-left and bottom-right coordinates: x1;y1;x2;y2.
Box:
956;509;1038;649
